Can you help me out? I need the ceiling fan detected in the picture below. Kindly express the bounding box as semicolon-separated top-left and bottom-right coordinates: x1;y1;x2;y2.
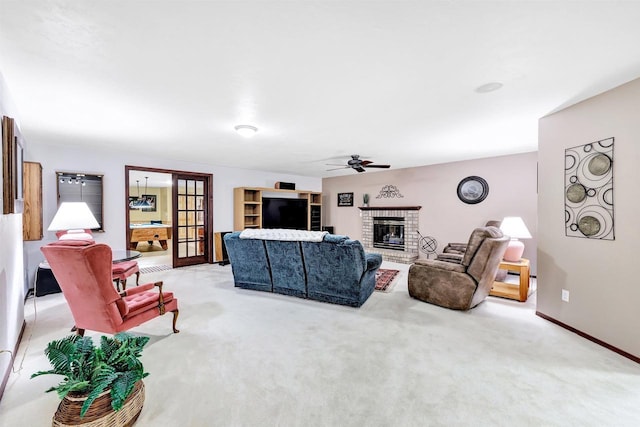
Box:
326;154;391;173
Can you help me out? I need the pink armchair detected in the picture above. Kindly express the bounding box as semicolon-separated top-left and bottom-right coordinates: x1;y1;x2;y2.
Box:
41;240;179;336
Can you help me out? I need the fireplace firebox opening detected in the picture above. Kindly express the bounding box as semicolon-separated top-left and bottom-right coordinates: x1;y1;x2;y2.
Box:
373;216;405;251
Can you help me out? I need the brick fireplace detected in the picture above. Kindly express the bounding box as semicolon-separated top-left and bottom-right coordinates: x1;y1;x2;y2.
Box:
360;206;421;263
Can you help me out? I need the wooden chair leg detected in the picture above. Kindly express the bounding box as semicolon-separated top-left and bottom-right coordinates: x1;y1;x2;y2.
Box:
172;309;180;333
135;271;140;286
122;278;128;291
114;278;121;292
76;328;85;337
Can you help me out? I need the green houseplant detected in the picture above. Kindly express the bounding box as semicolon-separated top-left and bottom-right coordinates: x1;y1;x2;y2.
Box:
32;333;149;419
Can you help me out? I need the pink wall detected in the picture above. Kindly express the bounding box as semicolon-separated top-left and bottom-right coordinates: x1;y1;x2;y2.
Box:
538;77;640;357
322;152;538;273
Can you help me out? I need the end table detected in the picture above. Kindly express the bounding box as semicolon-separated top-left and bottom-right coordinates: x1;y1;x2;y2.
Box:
490;258;530;302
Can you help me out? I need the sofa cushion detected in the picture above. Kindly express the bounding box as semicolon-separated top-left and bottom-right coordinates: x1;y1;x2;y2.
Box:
265;241;306;297
301;239;368;306
224;233;272;291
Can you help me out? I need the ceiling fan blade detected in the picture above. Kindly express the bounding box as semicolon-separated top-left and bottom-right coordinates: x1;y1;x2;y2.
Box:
360;160;373;166
354;166;366;173
364;164;391;168
326;166;349;171
325;163;346;166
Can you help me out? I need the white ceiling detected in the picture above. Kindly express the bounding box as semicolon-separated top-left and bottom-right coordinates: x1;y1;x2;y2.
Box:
2;1;640;177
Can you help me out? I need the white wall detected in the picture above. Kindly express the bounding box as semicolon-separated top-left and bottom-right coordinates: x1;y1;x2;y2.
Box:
322;152;538;273
23;141;321;286
0;70;25;397
538;77;640;357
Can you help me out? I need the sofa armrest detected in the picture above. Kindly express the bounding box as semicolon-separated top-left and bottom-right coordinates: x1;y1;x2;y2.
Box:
443;243;467;254
413;258;466;273
435;253;464;264
365;253;383;271
119;283;154;297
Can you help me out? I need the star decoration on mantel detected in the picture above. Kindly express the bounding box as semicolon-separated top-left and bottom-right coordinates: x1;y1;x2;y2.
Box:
376;185;404;199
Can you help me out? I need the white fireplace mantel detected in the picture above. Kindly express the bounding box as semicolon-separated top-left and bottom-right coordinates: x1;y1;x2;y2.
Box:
358;206;422;211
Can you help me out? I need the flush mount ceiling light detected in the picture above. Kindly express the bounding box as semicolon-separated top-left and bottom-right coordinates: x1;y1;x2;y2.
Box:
234;124;258;137
475;82;503;93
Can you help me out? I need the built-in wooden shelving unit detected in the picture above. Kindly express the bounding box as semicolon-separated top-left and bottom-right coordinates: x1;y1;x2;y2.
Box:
233;187;322;231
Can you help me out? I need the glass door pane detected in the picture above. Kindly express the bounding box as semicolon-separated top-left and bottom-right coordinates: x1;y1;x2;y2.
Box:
173;174;210;267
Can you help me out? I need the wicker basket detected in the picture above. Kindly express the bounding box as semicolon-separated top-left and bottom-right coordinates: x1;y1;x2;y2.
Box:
52;380;145;427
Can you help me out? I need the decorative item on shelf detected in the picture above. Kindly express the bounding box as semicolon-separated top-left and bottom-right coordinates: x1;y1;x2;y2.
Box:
337;192;354;207
362;193;369;207
417;230;438;259
499;216;532;262
564;137;614;240
275;181;296;190
457;176;489;204
48;202;99;240
376;185;403;199
31;333;149;425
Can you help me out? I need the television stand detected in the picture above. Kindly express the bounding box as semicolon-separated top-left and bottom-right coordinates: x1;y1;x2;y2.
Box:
233;187;322;231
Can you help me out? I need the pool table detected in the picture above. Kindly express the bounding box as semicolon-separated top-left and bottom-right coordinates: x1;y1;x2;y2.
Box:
130;224;172;250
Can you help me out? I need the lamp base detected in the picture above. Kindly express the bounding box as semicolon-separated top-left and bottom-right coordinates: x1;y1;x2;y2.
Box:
503;239;525;262
59;229;93;241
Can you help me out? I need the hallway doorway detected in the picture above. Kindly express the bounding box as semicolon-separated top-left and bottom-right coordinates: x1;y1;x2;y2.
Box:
125;165;213;268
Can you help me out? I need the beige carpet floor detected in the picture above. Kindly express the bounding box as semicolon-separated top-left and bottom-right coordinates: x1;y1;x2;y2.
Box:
1;261;639;426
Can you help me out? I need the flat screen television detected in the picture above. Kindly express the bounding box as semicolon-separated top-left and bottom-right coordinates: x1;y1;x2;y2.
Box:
262;197;308;230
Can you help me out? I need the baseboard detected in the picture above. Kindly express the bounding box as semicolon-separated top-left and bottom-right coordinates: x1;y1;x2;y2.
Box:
536;311;639;364
0;320;26;401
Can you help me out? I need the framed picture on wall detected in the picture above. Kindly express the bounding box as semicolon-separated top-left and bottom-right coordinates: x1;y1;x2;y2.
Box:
141;194;157;212
337;192;354;207
2;115;24;214
128;196;139;210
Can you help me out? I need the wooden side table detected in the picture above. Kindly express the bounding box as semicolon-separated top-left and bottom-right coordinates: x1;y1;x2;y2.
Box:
490;258;530;302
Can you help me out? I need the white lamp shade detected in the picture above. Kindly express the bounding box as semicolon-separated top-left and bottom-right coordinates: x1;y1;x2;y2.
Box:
499;216;532;239
48;202;99;231
500;216;531;262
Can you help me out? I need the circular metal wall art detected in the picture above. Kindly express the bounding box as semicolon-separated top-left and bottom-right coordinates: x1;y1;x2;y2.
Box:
457;176;489;204
578;215;601;236
588;153;612;176
566;183;587;203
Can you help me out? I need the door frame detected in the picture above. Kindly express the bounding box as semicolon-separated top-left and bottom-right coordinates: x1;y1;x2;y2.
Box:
124;165;214;267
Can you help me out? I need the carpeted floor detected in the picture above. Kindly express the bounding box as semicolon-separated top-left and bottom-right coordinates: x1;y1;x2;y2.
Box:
2;261;639;426
138;264;173;274
375;268;400;292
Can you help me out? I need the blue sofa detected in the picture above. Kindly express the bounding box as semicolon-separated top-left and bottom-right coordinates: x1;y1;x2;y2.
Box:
224;232;382;307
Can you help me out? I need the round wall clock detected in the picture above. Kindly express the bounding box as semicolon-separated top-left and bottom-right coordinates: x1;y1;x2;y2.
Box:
457;176;489;204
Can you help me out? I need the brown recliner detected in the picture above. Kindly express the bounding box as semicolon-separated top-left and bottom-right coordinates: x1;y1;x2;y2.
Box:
436;220;507;281
408;226;508;310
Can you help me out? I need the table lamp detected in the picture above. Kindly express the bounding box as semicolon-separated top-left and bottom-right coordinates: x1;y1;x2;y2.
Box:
48;202;99;240
499;216;532;262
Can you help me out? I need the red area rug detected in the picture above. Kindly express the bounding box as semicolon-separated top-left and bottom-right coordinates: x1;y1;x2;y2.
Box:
375;269;400;292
